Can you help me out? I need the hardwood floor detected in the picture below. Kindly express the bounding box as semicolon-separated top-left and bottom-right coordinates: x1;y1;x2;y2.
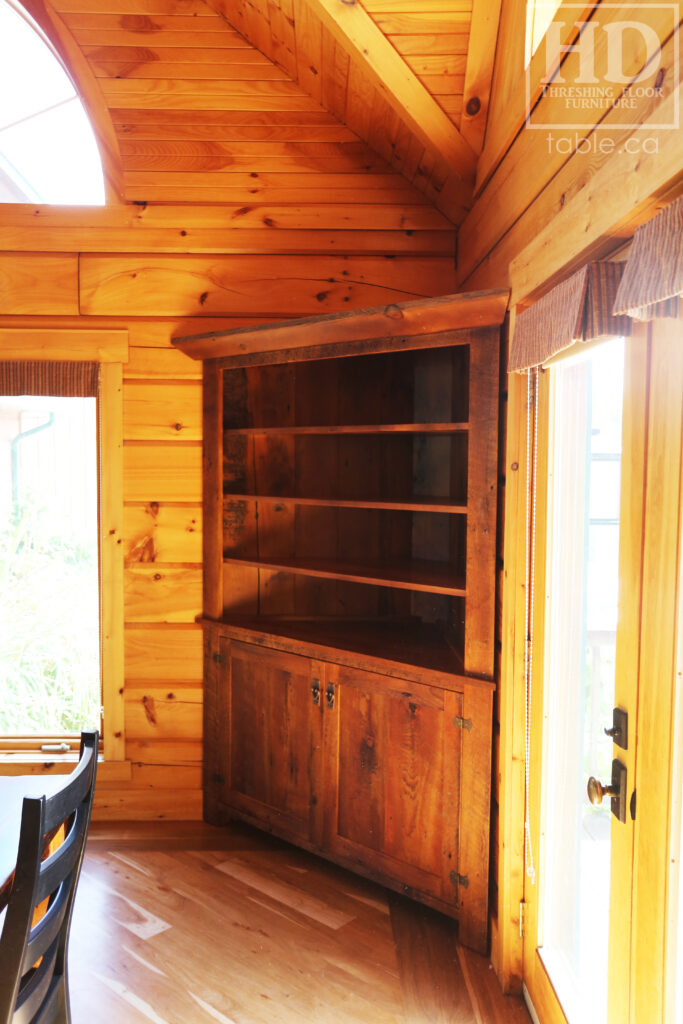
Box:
69;822;531;1024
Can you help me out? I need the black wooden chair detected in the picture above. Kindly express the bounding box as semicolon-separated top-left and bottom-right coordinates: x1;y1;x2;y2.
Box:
0;732;98;1024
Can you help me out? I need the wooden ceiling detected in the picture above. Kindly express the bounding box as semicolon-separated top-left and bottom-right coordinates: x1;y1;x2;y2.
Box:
38;0;502;226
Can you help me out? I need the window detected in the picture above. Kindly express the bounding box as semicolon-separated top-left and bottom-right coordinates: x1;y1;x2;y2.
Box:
0;395;101;737
0;350;125;764
0;0;104;204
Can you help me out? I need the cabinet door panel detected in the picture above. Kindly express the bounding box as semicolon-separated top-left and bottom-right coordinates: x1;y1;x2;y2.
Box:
225;641;322;844
327;665;462;903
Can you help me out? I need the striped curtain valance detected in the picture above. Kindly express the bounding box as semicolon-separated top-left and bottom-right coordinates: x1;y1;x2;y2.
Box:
0;361;99;396
509;262;631;373
613;195;683;321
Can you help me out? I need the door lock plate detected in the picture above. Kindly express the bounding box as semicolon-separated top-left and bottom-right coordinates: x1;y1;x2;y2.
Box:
610;758;627;824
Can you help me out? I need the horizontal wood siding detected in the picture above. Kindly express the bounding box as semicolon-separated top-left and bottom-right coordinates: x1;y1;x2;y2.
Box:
457;14;683;299
0;246;452;829
0;0;458;823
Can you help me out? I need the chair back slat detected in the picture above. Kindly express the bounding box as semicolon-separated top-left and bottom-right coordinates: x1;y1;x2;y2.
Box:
42;746;96;835
13;940;58;1024
22;881;70;975
0;732;98;1024
34;804;87;907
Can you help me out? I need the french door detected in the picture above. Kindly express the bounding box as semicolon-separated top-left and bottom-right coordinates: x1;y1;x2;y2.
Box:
522;319;683;1024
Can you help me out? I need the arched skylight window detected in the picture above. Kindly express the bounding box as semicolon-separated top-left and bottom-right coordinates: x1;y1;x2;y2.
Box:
0;0;104;204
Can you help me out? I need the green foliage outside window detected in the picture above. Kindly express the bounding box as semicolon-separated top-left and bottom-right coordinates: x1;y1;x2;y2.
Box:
0;499;100;734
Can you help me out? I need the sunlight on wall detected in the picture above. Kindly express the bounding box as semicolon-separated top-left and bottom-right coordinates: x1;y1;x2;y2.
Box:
0;0;105;204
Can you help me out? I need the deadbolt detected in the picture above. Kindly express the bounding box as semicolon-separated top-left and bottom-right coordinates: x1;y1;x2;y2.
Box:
587;759;627;823
604;707;628;750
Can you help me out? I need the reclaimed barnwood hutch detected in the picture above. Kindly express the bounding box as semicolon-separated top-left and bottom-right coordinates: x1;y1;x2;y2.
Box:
174;289;507;951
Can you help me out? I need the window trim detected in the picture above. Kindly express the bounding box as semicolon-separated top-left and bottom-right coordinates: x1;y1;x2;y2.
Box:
0;328;128;767
99;360;124;761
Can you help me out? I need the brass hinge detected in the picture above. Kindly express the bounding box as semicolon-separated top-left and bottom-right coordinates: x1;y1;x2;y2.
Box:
212;652;224;664
519;900;526;938
449;870;469;889
452;715;473;732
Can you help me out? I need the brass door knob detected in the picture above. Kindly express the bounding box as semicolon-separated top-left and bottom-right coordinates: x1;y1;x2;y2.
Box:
587;776;616;805
587;760;628;822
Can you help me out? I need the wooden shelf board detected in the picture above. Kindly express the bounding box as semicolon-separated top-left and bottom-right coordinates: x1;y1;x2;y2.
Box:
204;616;497;689
223;555;466;596
223;423;469;436
224;493;468;514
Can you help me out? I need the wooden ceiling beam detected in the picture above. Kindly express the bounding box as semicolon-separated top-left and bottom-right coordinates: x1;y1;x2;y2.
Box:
300;0;477;191
460;0;502;155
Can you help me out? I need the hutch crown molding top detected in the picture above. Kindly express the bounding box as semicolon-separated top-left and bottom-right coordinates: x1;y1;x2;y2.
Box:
173;289;508;953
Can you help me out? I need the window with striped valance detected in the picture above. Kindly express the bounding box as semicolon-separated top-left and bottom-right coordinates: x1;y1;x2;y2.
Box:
613;194;683;321
509;262;631;373
0;361;99;397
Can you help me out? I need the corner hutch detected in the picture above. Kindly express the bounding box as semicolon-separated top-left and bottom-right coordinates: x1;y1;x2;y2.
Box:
173;289;508;953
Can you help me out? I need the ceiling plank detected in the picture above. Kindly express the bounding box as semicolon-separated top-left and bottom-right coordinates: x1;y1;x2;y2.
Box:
460;0;502;154
300;0;477;191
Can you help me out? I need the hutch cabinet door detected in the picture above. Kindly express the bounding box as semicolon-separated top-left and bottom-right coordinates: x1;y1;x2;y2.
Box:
219;640;325;846
321;663;463;909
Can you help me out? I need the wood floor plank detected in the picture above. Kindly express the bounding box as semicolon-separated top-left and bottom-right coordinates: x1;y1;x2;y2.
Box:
458;946;534;1024
67;822;529;1023
390;892;477;1022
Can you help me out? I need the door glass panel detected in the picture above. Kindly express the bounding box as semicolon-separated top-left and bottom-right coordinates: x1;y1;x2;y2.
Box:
540;338;625;1024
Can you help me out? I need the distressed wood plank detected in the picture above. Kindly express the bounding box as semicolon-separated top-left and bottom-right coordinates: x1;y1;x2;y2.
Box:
124;565;203;622
173;290;508;360
123;503;202;563
123;380;202;440
80;254;458;316
124;444;202;502
125;623;203;680
0;328;128;361
0;254;78;315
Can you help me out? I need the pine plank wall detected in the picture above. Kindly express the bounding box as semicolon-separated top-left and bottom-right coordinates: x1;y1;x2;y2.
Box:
0;0;461;819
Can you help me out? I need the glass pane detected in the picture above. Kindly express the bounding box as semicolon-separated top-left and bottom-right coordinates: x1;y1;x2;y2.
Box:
0;99;105;205
0;0;105;204
0;396;101;734
0;3;74;128
540;338;625;1024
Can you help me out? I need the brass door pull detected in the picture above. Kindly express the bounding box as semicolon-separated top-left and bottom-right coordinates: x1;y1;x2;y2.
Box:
311;680;320;705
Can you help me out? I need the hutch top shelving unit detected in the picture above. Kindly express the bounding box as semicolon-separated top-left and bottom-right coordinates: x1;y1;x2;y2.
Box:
173;289;508;683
